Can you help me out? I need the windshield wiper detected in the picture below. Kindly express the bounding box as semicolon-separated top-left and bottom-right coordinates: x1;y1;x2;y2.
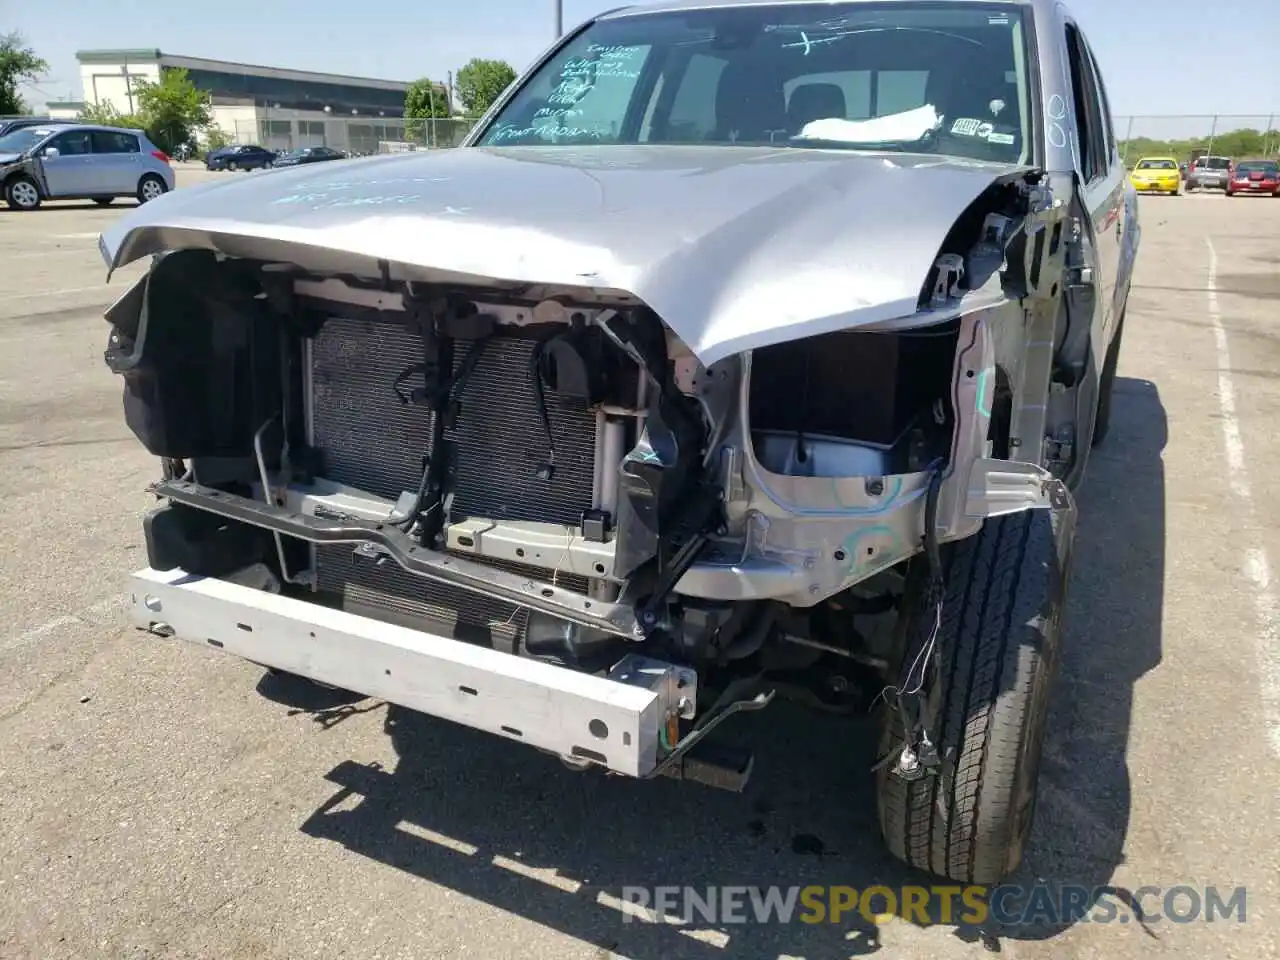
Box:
782;137;924;152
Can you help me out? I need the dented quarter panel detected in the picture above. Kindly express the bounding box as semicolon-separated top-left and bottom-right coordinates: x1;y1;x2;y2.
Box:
99;145;1031;367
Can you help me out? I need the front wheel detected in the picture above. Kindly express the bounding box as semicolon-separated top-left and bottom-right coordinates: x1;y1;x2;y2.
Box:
137;174;168;204
4;175;42;210
228;160;239;172
877;509;1069;884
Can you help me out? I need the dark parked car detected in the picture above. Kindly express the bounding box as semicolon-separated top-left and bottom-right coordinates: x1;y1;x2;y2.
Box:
271;145;347;167
1226;158;1280;197
0;116;75;138
205;144;277;171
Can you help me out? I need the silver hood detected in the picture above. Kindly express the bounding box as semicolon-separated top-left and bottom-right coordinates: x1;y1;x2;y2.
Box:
100;145;1029;366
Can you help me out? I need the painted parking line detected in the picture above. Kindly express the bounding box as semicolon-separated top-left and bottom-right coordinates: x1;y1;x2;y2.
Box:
1205;237;1280;759
0;284;111;303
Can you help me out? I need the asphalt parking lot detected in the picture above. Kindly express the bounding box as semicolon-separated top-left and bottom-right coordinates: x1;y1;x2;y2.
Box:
1;171;1278;960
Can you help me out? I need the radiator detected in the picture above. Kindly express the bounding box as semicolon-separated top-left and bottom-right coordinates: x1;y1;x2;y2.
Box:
307;316;596;643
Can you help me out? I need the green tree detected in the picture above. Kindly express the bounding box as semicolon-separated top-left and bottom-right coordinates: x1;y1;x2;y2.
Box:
404;77;452;139
1118;126;1280;166
0;32;49;116
404;77;454;144
78;101;146;129
454;58;517;116
203;126;232;152
133;67;212;154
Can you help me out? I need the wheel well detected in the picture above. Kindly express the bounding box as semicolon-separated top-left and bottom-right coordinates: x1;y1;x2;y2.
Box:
2;170;40;194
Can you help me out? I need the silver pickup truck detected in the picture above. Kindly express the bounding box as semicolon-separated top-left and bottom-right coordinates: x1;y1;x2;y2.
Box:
102;0;1138;884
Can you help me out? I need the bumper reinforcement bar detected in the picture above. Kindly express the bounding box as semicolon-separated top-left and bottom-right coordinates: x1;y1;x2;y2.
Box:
151;479;643;640
129;567;691;777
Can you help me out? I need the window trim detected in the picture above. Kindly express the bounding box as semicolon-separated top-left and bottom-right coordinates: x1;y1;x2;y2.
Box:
49;129;95;156
1064;22;1105;183
1081;36;1116;166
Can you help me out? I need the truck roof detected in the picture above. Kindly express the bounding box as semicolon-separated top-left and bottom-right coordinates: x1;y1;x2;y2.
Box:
603;0;1042;18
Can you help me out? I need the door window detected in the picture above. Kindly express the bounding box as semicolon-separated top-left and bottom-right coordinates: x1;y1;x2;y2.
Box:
49;130;93;156
1081;38;1115;167
1064;24;1107;182
90;131;140;154
665;53;726;141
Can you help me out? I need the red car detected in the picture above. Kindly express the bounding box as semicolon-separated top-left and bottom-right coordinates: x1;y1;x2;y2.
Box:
1226;159;1280;197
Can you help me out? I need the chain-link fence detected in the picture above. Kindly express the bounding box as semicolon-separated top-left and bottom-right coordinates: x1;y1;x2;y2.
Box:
211;111;1279;163
1114;114;1279;167
221;116;479;156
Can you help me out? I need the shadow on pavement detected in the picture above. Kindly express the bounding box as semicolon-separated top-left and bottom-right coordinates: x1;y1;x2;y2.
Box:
996;375;1167;940
294;376;1167;957
0;201;142;213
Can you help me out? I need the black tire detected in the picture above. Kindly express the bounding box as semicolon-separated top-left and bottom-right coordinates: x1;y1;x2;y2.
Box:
4;174;42;210
228;160;240;172
1091;313;1124;447
877;509;1069;884
93;196;114;206
137;174;168;204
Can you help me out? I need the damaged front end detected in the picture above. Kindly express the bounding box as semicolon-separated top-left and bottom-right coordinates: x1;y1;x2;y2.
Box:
105;165;1074;788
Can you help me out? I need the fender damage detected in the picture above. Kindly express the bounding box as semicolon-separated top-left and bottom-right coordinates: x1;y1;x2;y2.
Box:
102;143;1069;689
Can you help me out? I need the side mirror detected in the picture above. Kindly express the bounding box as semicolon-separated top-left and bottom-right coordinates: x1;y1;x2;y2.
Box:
42;146;60;159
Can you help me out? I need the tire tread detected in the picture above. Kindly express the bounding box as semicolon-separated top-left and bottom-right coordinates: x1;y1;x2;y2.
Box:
877;510;1062;884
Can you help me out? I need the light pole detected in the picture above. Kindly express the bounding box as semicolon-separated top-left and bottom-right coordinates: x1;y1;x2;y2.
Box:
554;0;563;38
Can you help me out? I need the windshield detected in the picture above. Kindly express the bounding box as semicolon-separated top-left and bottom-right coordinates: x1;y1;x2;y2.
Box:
1235;161;1277;176
0;127;55;154
476;2;1034;163
1136;159;1176;169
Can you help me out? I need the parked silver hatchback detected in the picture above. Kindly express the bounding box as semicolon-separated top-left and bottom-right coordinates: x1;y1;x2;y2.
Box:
0;123;176;211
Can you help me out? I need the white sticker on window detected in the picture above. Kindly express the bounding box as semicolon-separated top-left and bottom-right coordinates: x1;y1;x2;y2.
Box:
951;118;982;136
986;132;1016;145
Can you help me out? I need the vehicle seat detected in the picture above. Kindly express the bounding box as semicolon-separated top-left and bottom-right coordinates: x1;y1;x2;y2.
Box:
712;62;787;143
926;58;1017;132
787;83;847;132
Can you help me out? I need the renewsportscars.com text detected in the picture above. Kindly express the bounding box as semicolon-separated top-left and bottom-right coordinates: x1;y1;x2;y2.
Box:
618;884;1247;927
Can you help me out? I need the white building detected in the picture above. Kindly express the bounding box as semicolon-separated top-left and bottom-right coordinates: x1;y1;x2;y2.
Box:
67;49;421;153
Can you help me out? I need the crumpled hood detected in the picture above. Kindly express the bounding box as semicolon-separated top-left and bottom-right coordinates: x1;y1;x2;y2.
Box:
0;153;23;167
100;145;1029;366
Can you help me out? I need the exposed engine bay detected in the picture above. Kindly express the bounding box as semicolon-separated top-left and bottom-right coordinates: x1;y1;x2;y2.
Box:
105;166;1074;787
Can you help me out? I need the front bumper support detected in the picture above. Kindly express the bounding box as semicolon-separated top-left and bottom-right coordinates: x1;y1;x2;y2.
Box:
130;566;693;777
151;479;643;640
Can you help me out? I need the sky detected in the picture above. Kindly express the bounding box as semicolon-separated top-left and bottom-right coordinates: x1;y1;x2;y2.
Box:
9;0;1279;123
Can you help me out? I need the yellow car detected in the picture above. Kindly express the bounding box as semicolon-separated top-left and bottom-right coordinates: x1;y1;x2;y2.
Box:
1129;157;1182;195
